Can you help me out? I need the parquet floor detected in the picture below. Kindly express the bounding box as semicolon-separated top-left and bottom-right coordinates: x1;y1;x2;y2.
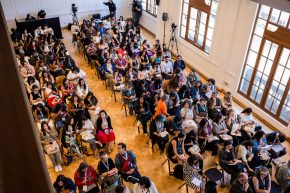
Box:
46;29;290;193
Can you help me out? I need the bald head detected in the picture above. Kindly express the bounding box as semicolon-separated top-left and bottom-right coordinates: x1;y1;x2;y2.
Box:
238;173;248;184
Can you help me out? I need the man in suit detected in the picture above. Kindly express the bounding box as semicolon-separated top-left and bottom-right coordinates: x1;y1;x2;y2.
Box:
132;0;142;26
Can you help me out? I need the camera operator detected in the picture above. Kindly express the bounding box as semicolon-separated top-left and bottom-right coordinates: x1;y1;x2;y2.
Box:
103;0;116;19
132;0;142;26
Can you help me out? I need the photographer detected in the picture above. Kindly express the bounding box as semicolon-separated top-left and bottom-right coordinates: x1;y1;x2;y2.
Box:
104;0;116;19
132;0;142;26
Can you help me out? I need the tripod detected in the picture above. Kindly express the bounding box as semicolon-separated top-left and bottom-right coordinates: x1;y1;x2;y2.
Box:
162;20;167;50
167;28;179;55
72;13;79;25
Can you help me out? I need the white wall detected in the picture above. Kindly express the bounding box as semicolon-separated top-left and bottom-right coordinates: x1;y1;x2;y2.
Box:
1;0;131;29
139;0;290;133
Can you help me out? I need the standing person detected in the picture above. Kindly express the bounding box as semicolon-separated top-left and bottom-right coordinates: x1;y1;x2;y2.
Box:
115;143;141;183
229;173;253;193
53;175;76;193
74;162;99;193
103;0;116;18
133;176;158;193
276;160;290;192
132;0;142;26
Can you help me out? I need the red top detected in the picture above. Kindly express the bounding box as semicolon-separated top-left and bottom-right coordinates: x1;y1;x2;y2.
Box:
74;165;97;186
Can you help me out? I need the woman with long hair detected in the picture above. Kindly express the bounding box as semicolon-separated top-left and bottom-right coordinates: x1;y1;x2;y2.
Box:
74;162;99;193
53;175;76;193
133;176;158;193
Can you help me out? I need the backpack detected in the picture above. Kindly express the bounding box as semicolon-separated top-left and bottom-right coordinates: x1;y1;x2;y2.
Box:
205;181;217;193
173;164;184;180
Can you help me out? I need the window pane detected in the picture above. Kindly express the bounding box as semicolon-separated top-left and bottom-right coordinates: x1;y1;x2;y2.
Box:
270;9;281;24
269;80;279;95
191;8;197;19
258;5;270;20
188;30;195;41
260;75;268;89
254;71;262;86
281;69;289;85
262;40;271;57
280;104;290;122
255;89;263;103
205;39;211;53
278;12;289;27
211;0;218;16
189;18;196;30
182;14;187;26
265;95;274;110
181;26;186;38
254;19;266;37
279;48;290;66
247;51;258;68
276;84;285;100
251;35;262;53
197;34;204;46
243;65;254;81
183;3;188;15
199;23;206;37
205;0;211;6
268;43;278;60
257;56;266;72
200;12;207;24
208;14;215;28
274;65;284;81
206;27;213;41
240;79;250;94
250;85;258;100
270;98;280;113
264;59;273;76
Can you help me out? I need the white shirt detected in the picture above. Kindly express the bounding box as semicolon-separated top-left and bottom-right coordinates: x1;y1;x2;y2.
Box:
133;182;158;193
34;29;44;37
160;61;173;74
67;70;86;84
79;119;95;140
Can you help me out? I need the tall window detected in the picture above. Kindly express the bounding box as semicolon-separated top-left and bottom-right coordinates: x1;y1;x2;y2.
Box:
142;0;158;17
239;5;290;125
180;0;218;54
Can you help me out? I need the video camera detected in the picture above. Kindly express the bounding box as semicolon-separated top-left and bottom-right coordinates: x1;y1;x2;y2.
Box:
72;4;78;15
171;23;177;32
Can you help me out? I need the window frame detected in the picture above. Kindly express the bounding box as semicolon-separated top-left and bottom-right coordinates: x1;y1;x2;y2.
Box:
238;4;290;125
179;0;218;54
142;0;158;17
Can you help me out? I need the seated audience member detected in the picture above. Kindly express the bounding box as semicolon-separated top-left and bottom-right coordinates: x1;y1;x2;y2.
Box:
40;121;62;172
53;175;76;193
153;95;169;119
40;70;55;88
190;80;203;103
52;103;68;132
138;65;150;81
114;54;127;76
133;176;158;193
67;66;86;85
236;140;259;173
178;84;191;103
33;103;54;130
25;13;36;21
61;78;75;101
62;116;83;158
239;108;257;137
204;78;217;99
183;154;204;193
74;162;99;193
102;58;116;82
173;55;186;71
76;78;89;99
96;110;116;152
150;114;169;154
167;132;187;165
115;185;131;193
150;62;162;80
26;76;40;93
180;100;198;133
225;109;244;147
30;85;45;106
84;91;100;126
112;70;125;91
219;140;244;181
162;48;171;59
212;113;230;140
229;173;253;193
125;66;138;84
167;116;183;135
252;166;271;193
207;93;222;120
222;91;233;109
195;98;208;122
265;131;286;145
20;61;36;81
138;50;150;69
97;151;119;193
34;25;44;38
197;118;219;160
276;160;290;192
187;69;200;87
77;116;101;158
115;143;141;183
134;96;152;134
149;78;163;96
122;81;136;115
167;92;180;117
160;56;173;80
251;130;266;155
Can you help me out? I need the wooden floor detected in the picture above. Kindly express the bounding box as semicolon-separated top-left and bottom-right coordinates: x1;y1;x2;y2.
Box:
46;29;290;193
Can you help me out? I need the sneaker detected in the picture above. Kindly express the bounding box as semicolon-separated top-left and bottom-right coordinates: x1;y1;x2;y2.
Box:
58;165;63;172
137;121;141;127
95;141;103;148
54;166;59;172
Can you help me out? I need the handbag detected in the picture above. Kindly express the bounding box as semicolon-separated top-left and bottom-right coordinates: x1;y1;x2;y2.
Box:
45;141;60;155
103;173;120;188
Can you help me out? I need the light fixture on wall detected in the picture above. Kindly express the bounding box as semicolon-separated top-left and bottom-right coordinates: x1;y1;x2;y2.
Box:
156;0;160;6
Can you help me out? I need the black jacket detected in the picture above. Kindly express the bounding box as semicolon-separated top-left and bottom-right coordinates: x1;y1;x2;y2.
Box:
104;2;116;12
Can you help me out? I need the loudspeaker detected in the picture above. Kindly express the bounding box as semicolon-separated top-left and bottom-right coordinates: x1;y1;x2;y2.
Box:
156;0;160;6
162;12;168;21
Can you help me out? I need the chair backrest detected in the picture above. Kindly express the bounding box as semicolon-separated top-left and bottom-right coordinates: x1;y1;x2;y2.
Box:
55;75;66;88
